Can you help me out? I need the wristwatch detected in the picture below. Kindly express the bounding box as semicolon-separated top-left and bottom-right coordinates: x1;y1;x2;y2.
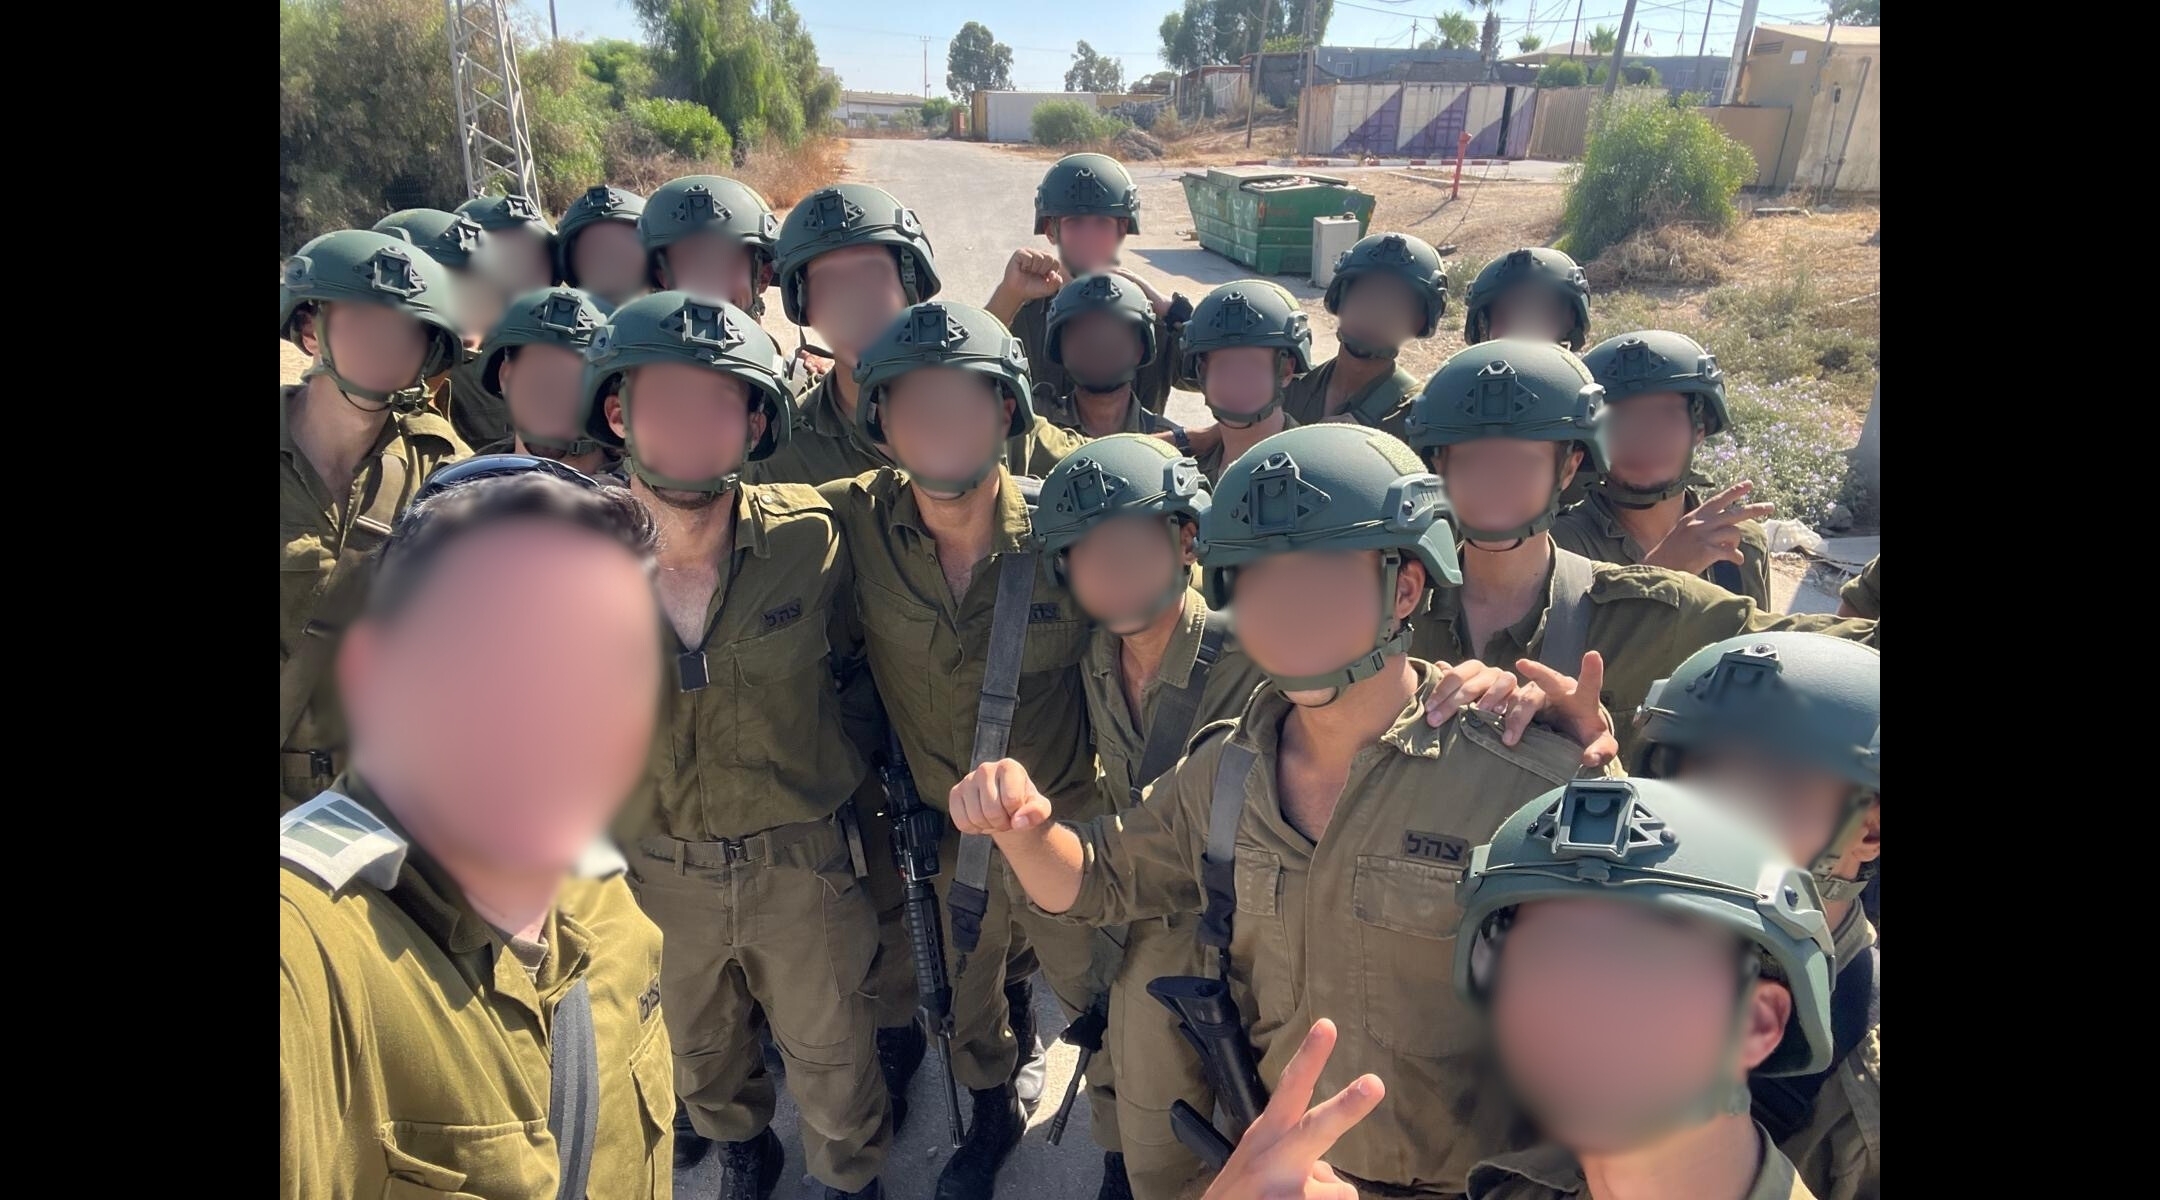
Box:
1170;426;1193;455
1165;292;1194;328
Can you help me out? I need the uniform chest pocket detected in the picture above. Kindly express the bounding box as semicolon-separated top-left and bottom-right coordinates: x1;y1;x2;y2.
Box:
377;1117;552;1199
856;580;942;710
1350;855;1478;1059
1235;851;1282;917
1018;617;1087;675
720;616;835;767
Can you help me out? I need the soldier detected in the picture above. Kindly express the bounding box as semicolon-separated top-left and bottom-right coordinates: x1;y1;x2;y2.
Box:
1559;331;1774;605
989;152;1192;417
581;291;891;1200
1284;232;1446;437
280;229;468;807
1030;434;1594;1200
557;184;651;313
1635;634;1879;1200
1037;274;1187;443
1837;556;1879;619
456;192;560;293
1401;338;1878;765
818;301;1130;1200
950;423;1612;1197
374;207;512;449
280;463;672;1200
1456;778;1834;1200
1180;281;1312;484
1461;248;1590;350
640;175;779;316
472;286;621;479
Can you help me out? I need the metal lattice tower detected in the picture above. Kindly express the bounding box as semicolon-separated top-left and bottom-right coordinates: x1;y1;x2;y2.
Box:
446;0;541;202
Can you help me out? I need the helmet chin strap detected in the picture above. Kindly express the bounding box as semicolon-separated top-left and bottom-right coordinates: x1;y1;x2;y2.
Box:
303;307;435;415
1207;386;1285;429
516;429;604;458
1336;333;1399;361
1261;551;1409;705
1810;789;1879;904
1594;452;1703;508
620;378;748;498
1454;445;1574;545
1073;368;1139;393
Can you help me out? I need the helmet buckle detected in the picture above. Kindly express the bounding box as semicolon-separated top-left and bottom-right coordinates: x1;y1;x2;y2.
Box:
666;300;741;352
1239;452;1330;535
360;246;427;299
675;185;731;227
1540;780;1670;863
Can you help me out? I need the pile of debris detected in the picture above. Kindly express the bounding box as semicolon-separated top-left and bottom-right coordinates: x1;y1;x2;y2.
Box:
1114;127;1166;161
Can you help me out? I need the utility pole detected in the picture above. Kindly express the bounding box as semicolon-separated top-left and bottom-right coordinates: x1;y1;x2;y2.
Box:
1569;0;1584;61
1721;0;1758;104
1303;0;1317;95
1696;0;1714;60
922;36;930;98
1602;0;1638;96
548;0;558;41
1244;50;1258;147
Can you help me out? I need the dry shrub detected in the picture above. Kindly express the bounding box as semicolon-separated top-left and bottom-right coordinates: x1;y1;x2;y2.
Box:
600;136;847;210
1585;223;1735;290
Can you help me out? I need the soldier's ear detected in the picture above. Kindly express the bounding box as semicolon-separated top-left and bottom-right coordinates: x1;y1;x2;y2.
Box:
1854;804;1881;863
1690;428;1707;451
1737;979;1793;1073
1177;520;1198;564
1392;558;1427;621
297;307;320;358
1042;217;1061;246
606;393;629;439
747;406;769;447
1558;446;1583;491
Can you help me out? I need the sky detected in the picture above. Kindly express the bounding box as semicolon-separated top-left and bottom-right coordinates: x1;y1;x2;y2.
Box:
538;0;1836;96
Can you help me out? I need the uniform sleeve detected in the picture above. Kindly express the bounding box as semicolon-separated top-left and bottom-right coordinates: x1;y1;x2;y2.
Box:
1665;570;1879;648
1049;737;1217;926
1735;521;1774;608
1547;511;1603;562
280;899;342;1200
1840;556;1880;619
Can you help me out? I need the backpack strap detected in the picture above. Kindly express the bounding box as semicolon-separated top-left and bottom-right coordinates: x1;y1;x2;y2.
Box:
1195;739;1256;978
947;546;1039;971
1127;609;1232;807
547;979;600;1200
1534;548;1599;675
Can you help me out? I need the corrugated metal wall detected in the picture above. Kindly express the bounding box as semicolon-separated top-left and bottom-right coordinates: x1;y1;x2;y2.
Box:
1788;51;1878;193
1297;83;1537;158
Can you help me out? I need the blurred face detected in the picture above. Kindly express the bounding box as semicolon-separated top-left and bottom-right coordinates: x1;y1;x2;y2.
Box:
807;245;908;361
1678;751;1880;879
1234;549;1424;704
340;518;661;872
1605;391;1702;489
1050;214;1125;274
1202;346;1287;423
1491;899;1787;1154
1336;273;1423;350
607;363;765;507
1488;282;1573;342
1068;515;1190;633
498;343;589;449
1436;439;1580;545
571;222;648;301
449;267;508;349
882;368;1013;496
661;231;756;310
324;300;429;393
481;225;556;293
1061;310;1144;391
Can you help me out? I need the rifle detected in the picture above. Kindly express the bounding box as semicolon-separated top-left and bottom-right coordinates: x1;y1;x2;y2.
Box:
1045;997;1108;1146
879;726;966;1147
1148;974;1268;1157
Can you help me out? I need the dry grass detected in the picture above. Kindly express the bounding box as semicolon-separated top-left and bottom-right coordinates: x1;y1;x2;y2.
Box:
1581;223;1737;291
601;136;849;210
995;109;1298;166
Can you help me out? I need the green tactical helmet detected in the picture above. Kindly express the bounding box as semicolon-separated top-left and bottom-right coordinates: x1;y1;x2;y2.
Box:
556;185;647;286
638;175;780;292
1199;424;1460;696
1580;329;1731;506
281;228;465;408
457;193;557;237
579;290;793;493
1034;435;1209;598
1463;247;1591;351
1456;778;1836;1080
854;301;1033;495
1324;232;1449;339
1404;339;1606;543
480;286;607;398
1035;153;1141;236
374;208;489;271
774;183;942;326
1180;281;1314;425
1637;633;1881;901
1046;273;1159;373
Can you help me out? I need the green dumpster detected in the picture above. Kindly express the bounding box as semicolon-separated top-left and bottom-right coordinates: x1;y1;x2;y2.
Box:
1180;168;1377;276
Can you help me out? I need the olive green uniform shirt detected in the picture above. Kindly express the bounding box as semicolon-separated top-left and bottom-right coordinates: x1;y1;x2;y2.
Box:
1196;413;1301;485
280;387;467;806
1038;388;1184;439
1279;356;1419;441
1082;588;1269;810
820;466;1099;813
446;348;511;450
280;776;671;1200
1011;294;1181;416
1412;552;1879;765
1550;485;1773;608
750;369;1089;487
647;484;877;840
1053;662;1607;1193
1780;906;1879;1200
1467;1124;1816;1200
1840;556;1880;619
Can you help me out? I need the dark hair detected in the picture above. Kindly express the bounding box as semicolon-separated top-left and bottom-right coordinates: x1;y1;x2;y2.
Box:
367;473;657;620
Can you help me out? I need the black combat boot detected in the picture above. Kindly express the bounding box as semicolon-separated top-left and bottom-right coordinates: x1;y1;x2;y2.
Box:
932;1084;1025;1200
1096;1152;1134;1200
824;1180;884;1200
673;1101;713;1171
1005;977;1046;1113
715;1127;785;1200
875;1021;927;1134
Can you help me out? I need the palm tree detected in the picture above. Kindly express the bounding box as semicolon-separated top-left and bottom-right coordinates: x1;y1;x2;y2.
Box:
1517;33;1543;53
1587;23;1617;55
1434;10;1478;49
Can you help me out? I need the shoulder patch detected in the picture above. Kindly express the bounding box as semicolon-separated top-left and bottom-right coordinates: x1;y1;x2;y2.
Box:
750;480;833;517
1586;563;1695;609
280;791;408;895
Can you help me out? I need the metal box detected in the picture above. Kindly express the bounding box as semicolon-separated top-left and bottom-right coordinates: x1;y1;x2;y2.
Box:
1309;214;1364;288
1180;168;1376;275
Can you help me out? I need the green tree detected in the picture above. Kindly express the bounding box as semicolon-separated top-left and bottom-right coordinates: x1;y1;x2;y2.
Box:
1433;11;1478;50
1065;40;1125;92
947;21;1014;99
632;0;819;150
921;96;955;126
582;38;655;105
1517;33;1543;53
1136;70;1176;92
1536;57;1586;87
1158;0;1330;70
1587;23;1617;54
1561;89;1755;261
1829;0;1878;23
